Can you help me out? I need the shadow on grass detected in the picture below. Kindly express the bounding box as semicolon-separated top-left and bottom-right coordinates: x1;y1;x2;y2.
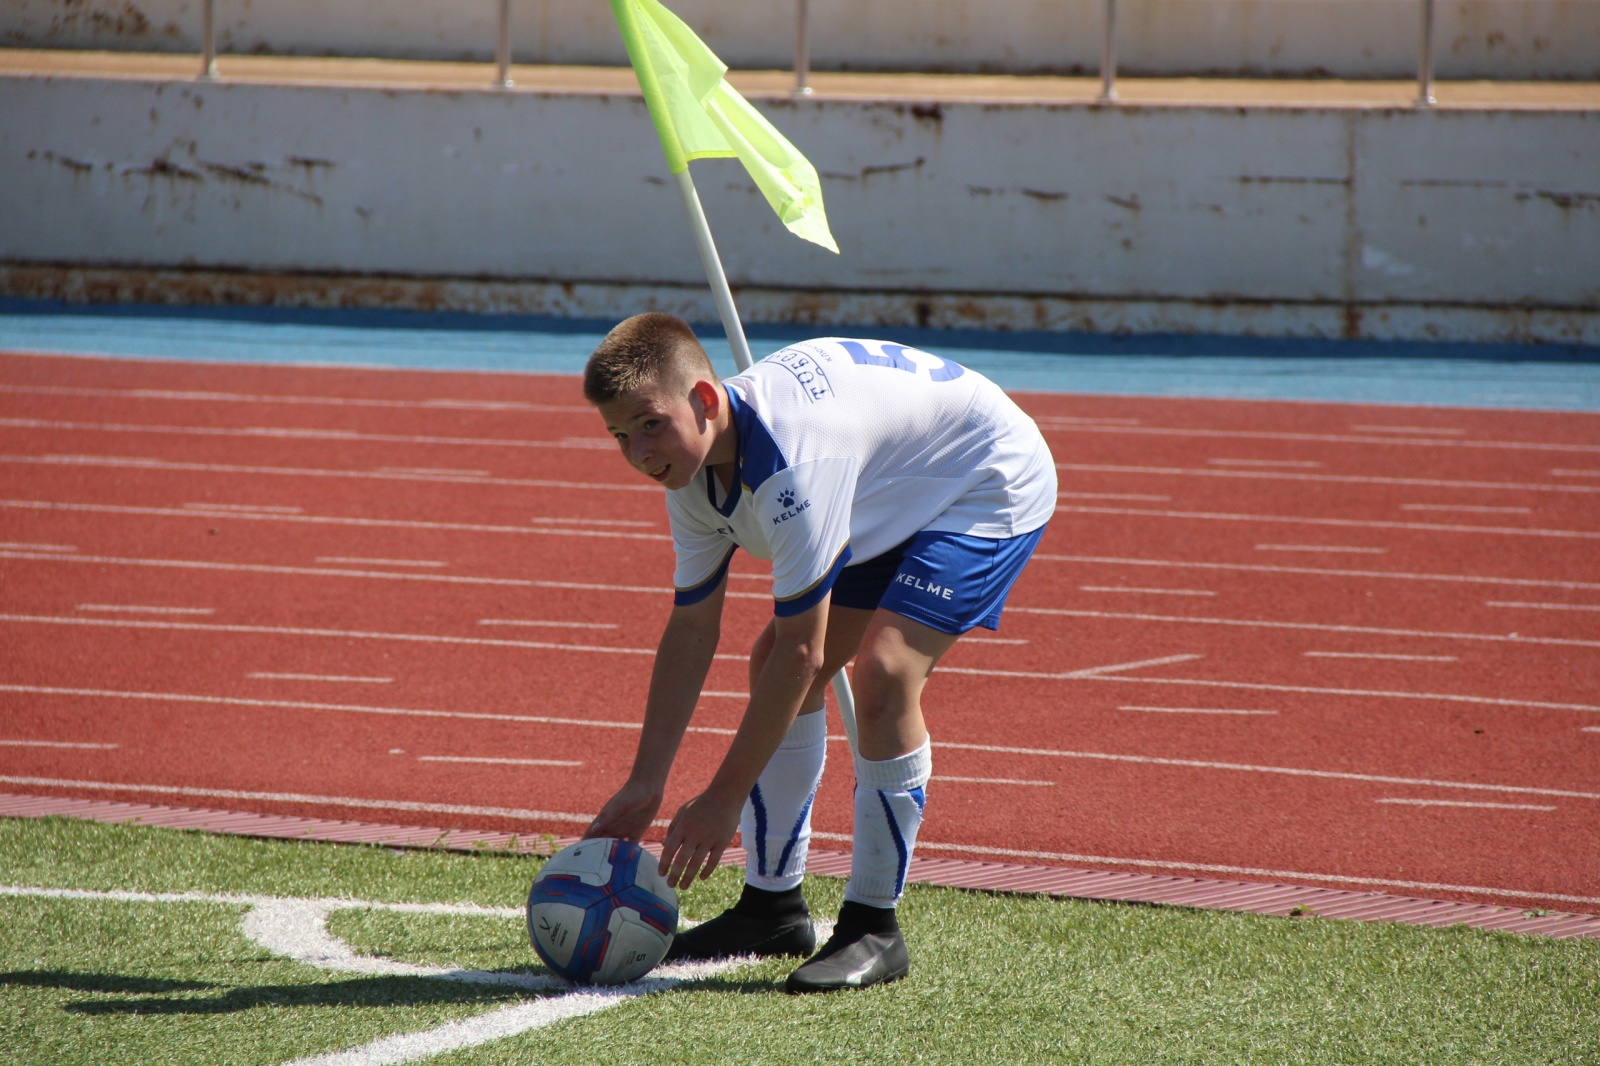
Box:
0;969;540;1015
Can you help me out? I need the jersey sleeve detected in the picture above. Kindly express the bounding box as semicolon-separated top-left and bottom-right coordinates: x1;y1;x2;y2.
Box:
665;489;738;608
753;456;859;616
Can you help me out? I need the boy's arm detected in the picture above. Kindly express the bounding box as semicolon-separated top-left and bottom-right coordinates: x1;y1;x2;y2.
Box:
657;594;829;890
582;576;727;843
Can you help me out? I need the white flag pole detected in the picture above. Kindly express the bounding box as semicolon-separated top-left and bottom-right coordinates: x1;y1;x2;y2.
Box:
671;168;861;755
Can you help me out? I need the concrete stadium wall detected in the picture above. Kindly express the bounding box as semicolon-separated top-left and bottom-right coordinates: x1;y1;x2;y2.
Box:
5;0;1600;80
2;73;1597;343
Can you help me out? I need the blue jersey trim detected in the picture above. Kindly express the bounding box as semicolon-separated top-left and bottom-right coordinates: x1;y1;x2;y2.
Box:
773;544;853;617
724;386;789;507
673;542;737;607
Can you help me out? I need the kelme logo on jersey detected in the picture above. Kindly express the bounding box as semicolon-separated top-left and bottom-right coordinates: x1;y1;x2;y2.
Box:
772;487;811;525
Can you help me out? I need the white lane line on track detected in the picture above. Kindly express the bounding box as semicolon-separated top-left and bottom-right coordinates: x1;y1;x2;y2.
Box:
1035;416;1142;426
1117;706;1277;716
958;636;1029;645
1256;545;1387;553
415;756;583;767
184;503;304;514
1005;604;1600;651
0;454;655;493
1486;600;1600;612
1305;651;1458;662
316;557;447;568
9;688;1591;802
1058;492;1171;501
0;541;76;552
0;549;765;599
76;604;215;615
377;467;490;477
1059;461;1600;496
0;739;118;749
478;619;620;630
0;383;589;414
529;516;659;528
0;499;671;542
1040;422;1600;455
1401;504;1533;515
0;417;603;451
249;673;394;684
1584;727;1600;733
1349;425;1466;436
1208;458;1323;468
1551;469;1600;478
936;775;1055;786
1060;503;1600;541
1376;798;1556;811
1080;586;1215;597
6;784;1594;910
1037;552;1600;592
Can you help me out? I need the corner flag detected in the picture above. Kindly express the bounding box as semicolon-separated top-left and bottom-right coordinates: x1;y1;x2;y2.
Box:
609;0;839;253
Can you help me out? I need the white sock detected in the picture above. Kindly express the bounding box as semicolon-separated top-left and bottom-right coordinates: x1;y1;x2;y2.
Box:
741;710;828;892
844;738;932;909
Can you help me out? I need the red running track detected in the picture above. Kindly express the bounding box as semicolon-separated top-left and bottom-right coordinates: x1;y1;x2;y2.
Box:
2;351;1597;914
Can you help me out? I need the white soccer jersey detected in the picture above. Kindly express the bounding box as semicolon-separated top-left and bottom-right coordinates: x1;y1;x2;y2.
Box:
667;338;1057;616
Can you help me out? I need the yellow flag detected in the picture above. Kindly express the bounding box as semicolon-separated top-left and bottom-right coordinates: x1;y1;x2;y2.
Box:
609;0;839;253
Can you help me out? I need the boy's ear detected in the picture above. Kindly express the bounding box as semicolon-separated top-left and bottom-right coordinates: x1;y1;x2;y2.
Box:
691;380;720;420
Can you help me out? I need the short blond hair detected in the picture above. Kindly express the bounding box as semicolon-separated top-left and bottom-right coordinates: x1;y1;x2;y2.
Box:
583;312;717;405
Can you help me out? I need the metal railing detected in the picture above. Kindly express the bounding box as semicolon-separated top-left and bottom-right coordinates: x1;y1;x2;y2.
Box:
194;0;1446;107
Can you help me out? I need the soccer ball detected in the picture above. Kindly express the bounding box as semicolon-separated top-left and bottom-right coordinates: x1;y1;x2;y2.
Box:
526;837;679;985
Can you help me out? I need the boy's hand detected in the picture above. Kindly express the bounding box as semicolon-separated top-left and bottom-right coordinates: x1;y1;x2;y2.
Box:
659;790;742;890
583;780;663;842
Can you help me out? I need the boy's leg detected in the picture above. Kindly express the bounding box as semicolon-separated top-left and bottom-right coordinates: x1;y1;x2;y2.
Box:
785;611;955;992
666;605;874;962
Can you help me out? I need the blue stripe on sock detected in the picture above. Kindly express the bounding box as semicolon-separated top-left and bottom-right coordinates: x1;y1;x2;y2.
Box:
877;790;911;899
773;791;816;878
749;783;769;877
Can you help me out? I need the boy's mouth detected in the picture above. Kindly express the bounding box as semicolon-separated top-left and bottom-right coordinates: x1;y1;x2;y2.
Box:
647;464;669;482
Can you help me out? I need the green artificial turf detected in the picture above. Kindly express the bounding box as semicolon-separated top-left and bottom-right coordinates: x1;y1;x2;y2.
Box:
1;816;1595;1065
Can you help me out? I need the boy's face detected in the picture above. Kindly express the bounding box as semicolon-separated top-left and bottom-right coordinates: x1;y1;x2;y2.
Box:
597;380;721;491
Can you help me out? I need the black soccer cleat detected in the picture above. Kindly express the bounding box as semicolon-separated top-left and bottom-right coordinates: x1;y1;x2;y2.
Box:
784;926;910;993
664;907;816;962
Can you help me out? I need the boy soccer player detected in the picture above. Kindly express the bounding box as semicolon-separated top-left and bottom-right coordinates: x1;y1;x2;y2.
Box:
581;312;1055;992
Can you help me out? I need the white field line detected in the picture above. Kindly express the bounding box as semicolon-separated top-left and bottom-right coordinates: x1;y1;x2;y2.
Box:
76;604;216;615
0;883;750;1066
1035;551;1600;592
1305;652;1458;662
0;454;655;494
416;756;583;767
1117;706;1277;716
315;557;448;568
0;739;118;749
1486;600;1600;612
1002;604;1600;651
1256;545;1387;553
1057;461;1600;496
0;416;603;452
0;382;590;413
1375;798;1556;811
1055;504;1600;541
0;614;751;661
250;673;394;683
0;499;670;542
1040;423;1600;456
